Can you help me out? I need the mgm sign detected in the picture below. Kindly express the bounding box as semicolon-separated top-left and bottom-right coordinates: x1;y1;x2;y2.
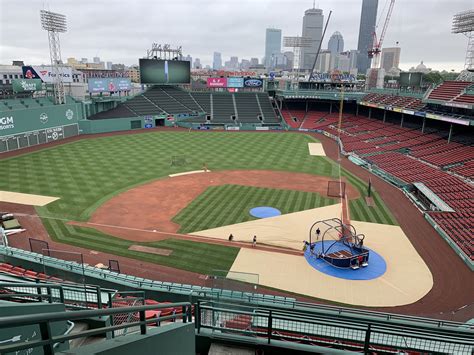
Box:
0;116;14;131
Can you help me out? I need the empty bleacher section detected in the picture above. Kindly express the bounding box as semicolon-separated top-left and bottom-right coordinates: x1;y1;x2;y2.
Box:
87;87;279;125
281;107;305;128
1;96;72;111
454;93;474;104
301;111;341;130
212;93;236;122
234;93;261;122
362;92;425;111
427;81;473;103
159;85;204;112
143;86;192;114
191;92;212;113
256;93;279;123
124;95;163;116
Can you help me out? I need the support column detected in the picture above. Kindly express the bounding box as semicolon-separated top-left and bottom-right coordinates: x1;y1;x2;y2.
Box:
448;124;453;143
305;100;308;113
421;117;426;133
356;104;359;116
329;103;333;114
383;110;386;123
400;113;404;128
368;108;372;119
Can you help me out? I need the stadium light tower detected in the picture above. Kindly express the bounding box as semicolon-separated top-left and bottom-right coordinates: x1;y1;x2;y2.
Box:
283;36;312;83
40;10;67;104
452;9;474;81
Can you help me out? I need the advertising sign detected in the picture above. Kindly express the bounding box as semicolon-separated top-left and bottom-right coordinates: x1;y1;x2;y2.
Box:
12;79;43;92
227;77;244;88
444;102;471;109
139;59;191;84
81;69;128;78
87;78;132;93
243;78;263;88
207;77;227;88
22;66;73;83
0;116;14;131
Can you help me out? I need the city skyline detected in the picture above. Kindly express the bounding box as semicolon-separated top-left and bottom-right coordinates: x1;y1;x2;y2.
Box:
0;0;472;71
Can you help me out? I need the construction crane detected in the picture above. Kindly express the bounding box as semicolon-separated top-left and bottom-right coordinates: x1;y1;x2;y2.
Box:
368;0;395;69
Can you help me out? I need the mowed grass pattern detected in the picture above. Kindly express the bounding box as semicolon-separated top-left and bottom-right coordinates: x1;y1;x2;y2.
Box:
0;132;338;221
0;131;397;273
41;218;239;275
174;184;336;233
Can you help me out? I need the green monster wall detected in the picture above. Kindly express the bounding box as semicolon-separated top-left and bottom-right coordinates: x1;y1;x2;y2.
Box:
0;99;84;153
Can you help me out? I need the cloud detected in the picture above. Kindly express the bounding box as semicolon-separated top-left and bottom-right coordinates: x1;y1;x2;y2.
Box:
0;0;471;70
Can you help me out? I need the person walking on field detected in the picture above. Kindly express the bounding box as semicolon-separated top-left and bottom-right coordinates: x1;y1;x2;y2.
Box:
252;235;257;247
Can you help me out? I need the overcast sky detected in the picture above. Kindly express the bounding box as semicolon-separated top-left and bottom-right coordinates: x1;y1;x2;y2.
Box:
1;0;472;71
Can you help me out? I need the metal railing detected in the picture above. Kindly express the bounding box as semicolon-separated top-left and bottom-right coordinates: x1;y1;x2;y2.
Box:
196;301;474;354
0;281;116;310
0;302;192;355
1;246;470;330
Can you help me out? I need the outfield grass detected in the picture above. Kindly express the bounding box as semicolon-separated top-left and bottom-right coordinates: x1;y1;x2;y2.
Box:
0;131;397;273
174;184;336;233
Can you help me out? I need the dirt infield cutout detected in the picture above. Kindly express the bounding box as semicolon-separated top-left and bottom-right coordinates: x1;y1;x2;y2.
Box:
0;191;59;206
128;245;173;256
89;170;359;238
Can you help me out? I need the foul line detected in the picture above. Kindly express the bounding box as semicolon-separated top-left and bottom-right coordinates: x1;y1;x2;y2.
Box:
14;213;302;256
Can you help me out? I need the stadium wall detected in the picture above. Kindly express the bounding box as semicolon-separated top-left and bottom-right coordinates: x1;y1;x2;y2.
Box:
79;116;154;134
0;101;84;153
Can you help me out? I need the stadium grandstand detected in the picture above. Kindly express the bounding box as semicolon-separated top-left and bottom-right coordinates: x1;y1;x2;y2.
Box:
89;86;280;126
1;4;474;355
1;76;473;352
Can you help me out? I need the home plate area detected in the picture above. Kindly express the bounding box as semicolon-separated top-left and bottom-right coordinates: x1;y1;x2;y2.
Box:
195;205;433;307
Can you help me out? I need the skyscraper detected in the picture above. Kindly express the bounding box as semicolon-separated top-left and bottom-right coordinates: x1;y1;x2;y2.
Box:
356;0;378;74
213;52;222;70
250;58;259;66
381;47;401;72
300;7;324;70
264;28;282;69
317;50;332;73
328;31;344;55
240;59;250;70
193;58;201;69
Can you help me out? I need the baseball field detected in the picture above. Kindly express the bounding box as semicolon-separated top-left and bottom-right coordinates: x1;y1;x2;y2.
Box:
0;131;397;275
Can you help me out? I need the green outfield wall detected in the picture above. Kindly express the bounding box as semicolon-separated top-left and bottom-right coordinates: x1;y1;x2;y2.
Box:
79;116;154;134
0;100;84;153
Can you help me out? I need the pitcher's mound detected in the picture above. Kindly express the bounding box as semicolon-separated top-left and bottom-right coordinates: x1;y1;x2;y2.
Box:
249;206;281;218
